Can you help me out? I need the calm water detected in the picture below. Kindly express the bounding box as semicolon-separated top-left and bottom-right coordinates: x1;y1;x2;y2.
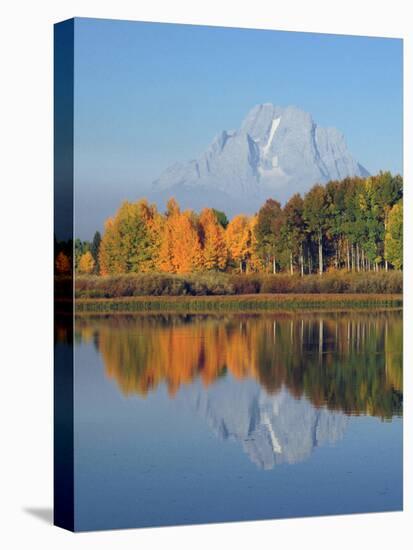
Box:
68;310;402;530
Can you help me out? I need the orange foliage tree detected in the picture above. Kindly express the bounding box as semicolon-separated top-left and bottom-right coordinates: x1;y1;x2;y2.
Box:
157;199;202;273
226;214;254;273
55;251;71;274
199;208;228;270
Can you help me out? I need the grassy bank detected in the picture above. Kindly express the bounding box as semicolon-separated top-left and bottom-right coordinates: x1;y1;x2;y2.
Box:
75;270;402;299
75;293;402;313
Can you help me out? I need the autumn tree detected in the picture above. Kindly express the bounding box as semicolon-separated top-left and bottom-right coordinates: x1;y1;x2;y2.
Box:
172;211;203;273
55;251;71;274
385;201;403;270
158;199;202;273
248;215;262;272
99;200;160;275
136;200;163;271
157;198;178;273
99;218;117;275
78;251;95;274
74;239;90;271
226;214;253;273
199;208;228;270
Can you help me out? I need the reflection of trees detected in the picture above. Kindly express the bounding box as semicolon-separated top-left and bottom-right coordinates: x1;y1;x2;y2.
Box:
55;316;73;346
254;314;403;418
73;311;403;418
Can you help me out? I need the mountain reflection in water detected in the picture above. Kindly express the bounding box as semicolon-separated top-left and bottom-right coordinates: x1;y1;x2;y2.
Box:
177;379;348;469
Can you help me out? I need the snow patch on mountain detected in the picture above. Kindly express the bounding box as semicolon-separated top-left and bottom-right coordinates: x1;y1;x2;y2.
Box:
262;117;281;157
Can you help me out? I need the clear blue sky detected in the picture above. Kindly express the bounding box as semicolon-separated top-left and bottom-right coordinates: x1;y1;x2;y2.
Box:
73;17;402;238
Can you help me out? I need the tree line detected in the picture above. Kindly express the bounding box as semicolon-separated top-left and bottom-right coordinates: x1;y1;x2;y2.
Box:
63;171;403;277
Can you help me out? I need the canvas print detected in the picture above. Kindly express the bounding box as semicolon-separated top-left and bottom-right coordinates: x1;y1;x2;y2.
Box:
54;18;403;531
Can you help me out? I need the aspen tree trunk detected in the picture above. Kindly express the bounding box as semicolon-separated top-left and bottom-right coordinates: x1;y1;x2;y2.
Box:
384;209;389;272
346;240;350;271
239;260;243;274
290;252;294;275
300;244;304;277
338;237;341;270
318;230;323;276
273;258;276;274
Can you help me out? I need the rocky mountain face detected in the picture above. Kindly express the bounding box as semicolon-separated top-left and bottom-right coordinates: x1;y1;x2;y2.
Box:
150;103;369;215
179;377;348;470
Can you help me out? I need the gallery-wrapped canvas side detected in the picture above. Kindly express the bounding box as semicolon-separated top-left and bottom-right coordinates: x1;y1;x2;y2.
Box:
54;18;75;532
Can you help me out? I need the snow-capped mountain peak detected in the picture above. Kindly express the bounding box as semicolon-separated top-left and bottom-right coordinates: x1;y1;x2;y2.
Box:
150;103;369;215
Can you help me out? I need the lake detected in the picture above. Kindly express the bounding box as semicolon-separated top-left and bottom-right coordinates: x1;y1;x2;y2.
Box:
69;310;402;530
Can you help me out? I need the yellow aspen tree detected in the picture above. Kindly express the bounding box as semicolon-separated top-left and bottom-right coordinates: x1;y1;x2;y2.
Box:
248;215;262;272
99;200;160;275
225;214;251;273
99;218;119;275
199;208;228;270
78;251;95;274
385;201;403;270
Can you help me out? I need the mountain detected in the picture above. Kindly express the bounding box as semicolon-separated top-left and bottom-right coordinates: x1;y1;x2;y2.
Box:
150;103;369;216
178;377;348;470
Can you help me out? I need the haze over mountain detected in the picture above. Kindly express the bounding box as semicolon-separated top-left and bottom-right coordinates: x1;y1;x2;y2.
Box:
150;103;369;216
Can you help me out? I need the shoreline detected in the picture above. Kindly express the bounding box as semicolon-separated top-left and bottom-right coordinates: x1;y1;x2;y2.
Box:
73;293;403;314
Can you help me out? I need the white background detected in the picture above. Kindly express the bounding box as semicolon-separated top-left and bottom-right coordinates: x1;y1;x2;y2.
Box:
0;0;411;548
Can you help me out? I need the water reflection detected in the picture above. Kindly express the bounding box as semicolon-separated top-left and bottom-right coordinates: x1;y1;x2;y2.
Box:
69;311;402;525
178;381;348;469
74;311;402;420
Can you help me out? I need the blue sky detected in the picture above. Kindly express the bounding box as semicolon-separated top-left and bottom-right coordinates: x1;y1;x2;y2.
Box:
73;17;402;238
